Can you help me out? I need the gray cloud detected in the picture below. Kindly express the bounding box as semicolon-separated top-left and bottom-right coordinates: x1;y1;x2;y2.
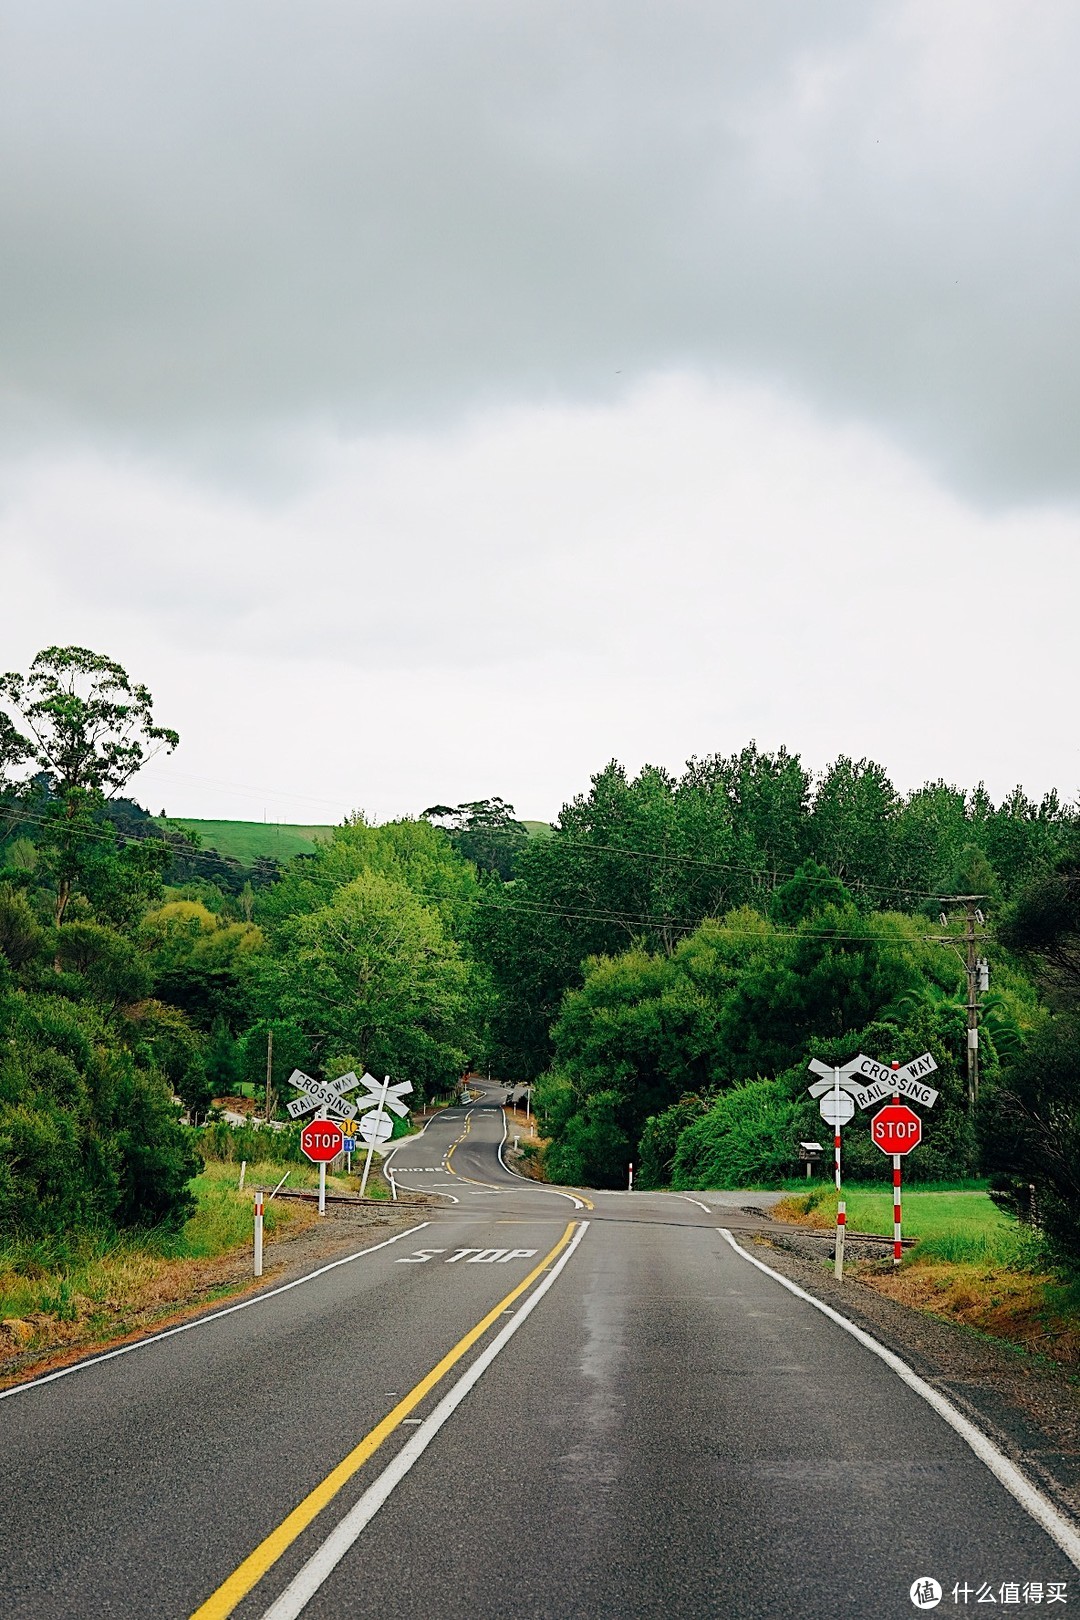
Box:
3;0;1078;502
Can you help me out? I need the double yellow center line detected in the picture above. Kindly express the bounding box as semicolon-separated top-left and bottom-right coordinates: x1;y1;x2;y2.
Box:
190;1219;579;1620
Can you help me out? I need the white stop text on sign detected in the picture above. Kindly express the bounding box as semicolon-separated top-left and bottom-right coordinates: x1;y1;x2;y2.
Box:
873;1119;919;1144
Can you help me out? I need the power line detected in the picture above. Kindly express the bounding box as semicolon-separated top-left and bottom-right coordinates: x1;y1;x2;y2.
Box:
0;803;984;949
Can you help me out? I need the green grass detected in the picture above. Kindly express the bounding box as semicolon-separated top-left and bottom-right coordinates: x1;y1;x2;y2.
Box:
780;1182;1023;1265
0;1159;348;1328
161;818;334;864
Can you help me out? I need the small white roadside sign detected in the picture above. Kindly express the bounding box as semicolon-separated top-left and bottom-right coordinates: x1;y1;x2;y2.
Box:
819;1091;855;1127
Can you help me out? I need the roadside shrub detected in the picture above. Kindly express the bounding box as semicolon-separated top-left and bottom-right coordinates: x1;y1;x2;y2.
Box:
637;1094;708;1189
198;1119;305;1165
0;988;198;1236
544;1089;629;1188
979;1015;1080;1270
671;1078;799;1189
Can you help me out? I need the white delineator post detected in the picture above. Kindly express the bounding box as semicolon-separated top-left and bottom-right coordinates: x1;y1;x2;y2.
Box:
628;1162;634;1192
891;1059;902;1267
833;1066;846;1282
253;1188;264;1277
359;1075;391;1199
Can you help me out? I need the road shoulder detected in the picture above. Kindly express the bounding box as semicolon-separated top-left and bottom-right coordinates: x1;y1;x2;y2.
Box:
748;1231;1080;1526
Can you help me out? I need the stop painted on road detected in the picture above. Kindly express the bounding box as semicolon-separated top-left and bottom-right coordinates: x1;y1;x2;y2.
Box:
396;1247;538;1264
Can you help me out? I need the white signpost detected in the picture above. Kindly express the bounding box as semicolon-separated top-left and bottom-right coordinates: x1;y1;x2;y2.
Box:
356;1074;413;1197
806;1051;939;1280
806;1056;865;1280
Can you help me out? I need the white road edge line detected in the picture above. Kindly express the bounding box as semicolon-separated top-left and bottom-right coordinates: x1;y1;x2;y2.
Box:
258;1220;592;1620
718;1228;1080;1570
494;1103;585;1210
679;1196;711;1213
0;1223;431;1404
395;1185;460;1203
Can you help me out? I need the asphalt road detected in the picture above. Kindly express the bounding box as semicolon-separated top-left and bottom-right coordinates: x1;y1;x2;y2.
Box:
2;1084;1076;1619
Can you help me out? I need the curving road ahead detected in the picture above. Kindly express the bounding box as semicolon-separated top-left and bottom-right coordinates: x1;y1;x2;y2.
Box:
0;1083;1075;1619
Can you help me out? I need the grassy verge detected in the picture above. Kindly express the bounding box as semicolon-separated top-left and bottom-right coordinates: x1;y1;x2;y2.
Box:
0;1158;355;1359
773;1183;1080;1365
502;1106;549;1180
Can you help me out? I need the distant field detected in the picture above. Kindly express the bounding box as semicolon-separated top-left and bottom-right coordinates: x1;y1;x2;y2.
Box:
162;816;552;865
163;819;333;863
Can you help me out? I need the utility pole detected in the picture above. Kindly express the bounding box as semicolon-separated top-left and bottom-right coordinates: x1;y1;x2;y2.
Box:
964;903;979;1107
931;897;989;1108
264;1028;274;1123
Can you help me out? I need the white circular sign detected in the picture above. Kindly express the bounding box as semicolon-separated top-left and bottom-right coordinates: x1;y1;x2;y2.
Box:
359;1110;393;1143
819;1091;855;1127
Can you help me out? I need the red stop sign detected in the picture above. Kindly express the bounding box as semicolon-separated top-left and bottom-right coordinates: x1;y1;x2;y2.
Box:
300;1119;344;1162
870;1103;922;1156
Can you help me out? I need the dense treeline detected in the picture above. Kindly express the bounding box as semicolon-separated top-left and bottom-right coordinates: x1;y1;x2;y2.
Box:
3;645;1079;1266
471;754;1073;1205
535;872;1033;1190
476;753;1069;1084
0;649;489;1239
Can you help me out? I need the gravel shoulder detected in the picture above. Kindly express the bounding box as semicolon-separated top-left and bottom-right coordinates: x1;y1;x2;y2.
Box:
749;1228;1080;1524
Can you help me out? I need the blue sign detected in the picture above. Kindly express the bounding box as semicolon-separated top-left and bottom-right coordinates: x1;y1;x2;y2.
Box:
343;1137;356;1152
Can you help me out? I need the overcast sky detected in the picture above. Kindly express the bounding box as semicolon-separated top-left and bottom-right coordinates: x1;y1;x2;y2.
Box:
2;0;1078;823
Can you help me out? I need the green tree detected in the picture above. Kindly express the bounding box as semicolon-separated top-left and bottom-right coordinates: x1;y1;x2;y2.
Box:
981;845;1080;1261
671;1077;801;1189
0;647;178;924
422;798;528;880
808;756;899;901
257;870;473;1099
0;645;179;797
204;1015;243;1097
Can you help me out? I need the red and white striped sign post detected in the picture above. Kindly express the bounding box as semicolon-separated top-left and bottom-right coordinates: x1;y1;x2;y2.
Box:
816;1068;852;1279
810;1059;861;1282
891;1060;901;1267
870;1089;923;1266
832;1068;845;1280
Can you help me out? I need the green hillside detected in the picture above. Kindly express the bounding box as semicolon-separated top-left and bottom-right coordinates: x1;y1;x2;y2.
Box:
163;819;333;863
163;817;552;865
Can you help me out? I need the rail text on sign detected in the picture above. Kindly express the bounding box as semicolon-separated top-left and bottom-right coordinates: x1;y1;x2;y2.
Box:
852;1052;940;1110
